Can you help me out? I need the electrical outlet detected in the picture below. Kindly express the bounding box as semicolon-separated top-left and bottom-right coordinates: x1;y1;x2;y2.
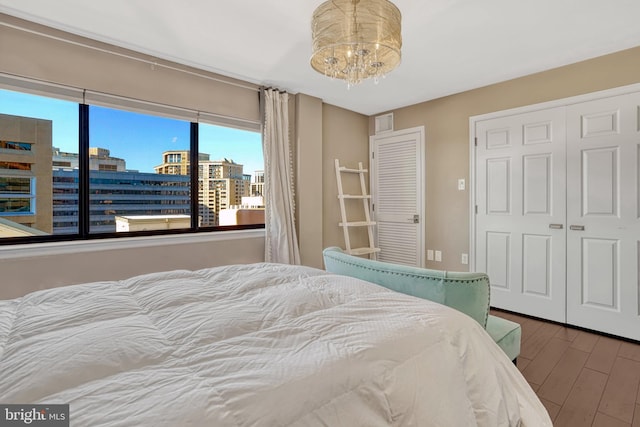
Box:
427;249;434;261
435;250;442;262
461;253;468;265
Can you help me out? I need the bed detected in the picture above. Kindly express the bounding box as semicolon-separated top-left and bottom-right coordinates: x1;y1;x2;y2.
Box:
0;262;551;426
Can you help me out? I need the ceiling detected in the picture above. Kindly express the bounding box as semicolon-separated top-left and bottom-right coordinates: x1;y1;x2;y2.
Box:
1;0;639;116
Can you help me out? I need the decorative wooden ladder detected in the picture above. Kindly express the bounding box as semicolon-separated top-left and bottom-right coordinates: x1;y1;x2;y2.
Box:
334;159;380;258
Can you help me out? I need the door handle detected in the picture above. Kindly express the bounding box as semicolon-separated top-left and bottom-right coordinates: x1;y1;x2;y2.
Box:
569;225;585;231
549;224;563;229
413;215;419;224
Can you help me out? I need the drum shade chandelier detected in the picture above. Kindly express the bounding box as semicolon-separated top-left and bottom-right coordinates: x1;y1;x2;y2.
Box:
310;0;402;87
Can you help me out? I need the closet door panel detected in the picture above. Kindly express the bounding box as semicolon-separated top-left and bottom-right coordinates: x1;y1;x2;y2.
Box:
474;86;640;340
475;107;566;322
566;91;640;340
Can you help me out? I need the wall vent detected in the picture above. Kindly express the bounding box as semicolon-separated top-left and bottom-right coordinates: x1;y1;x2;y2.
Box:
374;113;394;134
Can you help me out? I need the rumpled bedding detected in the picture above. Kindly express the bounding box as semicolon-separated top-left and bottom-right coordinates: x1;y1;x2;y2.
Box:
0;263;551;426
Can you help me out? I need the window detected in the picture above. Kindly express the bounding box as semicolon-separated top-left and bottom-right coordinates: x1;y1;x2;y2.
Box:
0;82;263;243
88;105;191;234
0;162;31;171
0;141;32;151
0;177;32;194
0;88;79;237
166;153;182;163
0;177;35;215
198;122;263;227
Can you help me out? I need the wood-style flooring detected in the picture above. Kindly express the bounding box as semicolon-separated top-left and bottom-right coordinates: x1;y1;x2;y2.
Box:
490;309;640;427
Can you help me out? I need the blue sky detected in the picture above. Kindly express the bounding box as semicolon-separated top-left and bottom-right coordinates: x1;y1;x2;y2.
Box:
0;89;263;176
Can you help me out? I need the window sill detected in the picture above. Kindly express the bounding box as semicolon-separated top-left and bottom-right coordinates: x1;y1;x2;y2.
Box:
0;229;265;260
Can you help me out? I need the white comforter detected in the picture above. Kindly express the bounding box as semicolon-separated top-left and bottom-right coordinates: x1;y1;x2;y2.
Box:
0;263;551;426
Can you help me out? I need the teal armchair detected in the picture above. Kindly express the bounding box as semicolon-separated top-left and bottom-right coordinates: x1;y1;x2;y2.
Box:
322;247;521;362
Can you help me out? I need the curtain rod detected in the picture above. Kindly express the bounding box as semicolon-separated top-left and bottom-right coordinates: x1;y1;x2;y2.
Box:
0;20;260;93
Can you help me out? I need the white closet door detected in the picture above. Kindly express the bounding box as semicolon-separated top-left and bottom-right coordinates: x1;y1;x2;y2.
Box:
566;92;640;340
475;107;566;322
370;127;425;267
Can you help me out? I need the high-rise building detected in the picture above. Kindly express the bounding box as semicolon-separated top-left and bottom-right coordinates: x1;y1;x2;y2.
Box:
0;113;53;234
52;149;190;233
156;150;251;226
53;146;127;172
154;150;210;175
198;157;249;226
1;110;260;237
52;168;190;234
251;170;264;197
0;112;192;237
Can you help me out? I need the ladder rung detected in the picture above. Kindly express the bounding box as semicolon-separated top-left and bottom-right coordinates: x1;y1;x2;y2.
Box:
339;221;376;227
338;195;371;199
336;159;376;258
348;247;381;256
339;166;368;173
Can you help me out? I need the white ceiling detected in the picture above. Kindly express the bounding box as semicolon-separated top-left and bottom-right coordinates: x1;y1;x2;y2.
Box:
1;0;639;116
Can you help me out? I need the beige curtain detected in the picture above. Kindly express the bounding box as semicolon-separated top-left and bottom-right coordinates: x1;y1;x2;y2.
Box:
261;88;301;264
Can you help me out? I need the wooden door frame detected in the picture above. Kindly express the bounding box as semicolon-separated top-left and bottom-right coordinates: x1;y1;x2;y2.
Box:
469;82;640;272
369;126;426;267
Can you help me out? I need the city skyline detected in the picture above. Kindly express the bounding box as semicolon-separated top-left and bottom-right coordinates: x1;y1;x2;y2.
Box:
0;112;264;236
0;89;264;177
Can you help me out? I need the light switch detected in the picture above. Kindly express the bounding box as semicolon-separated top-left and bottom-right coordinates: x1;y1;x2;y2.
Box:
427;249;434;261
435;250;442;262
458;178;465;191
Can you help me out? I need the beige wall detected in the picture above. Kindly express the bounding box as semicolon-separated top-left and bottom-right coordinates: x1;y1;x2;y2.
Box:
0;14;259;122
0;14;267;298
5;11;637;285
378;46;640;271
295;94;324;268
294;98;369;268
0;12;367;297
0;233;265;299
322;104;370;253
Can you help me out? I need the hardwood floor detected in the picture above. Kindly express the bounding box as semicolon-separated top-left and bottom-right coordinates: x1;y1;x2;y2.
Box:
490;309;640;427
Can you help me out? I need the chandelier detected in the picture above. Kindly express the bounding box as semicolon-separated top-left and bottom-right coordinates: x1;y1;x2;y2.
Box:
310;0;402;88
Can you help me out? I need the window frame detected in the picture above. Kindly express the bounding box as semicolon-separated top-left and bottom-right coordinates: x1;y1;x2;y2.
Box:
0;176;36;216
0;141;33;152
0;78;264;246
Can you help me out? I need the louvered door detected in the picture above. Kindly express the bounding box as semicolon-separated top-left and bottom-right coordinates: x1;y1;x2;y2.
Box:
370;127;425;267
